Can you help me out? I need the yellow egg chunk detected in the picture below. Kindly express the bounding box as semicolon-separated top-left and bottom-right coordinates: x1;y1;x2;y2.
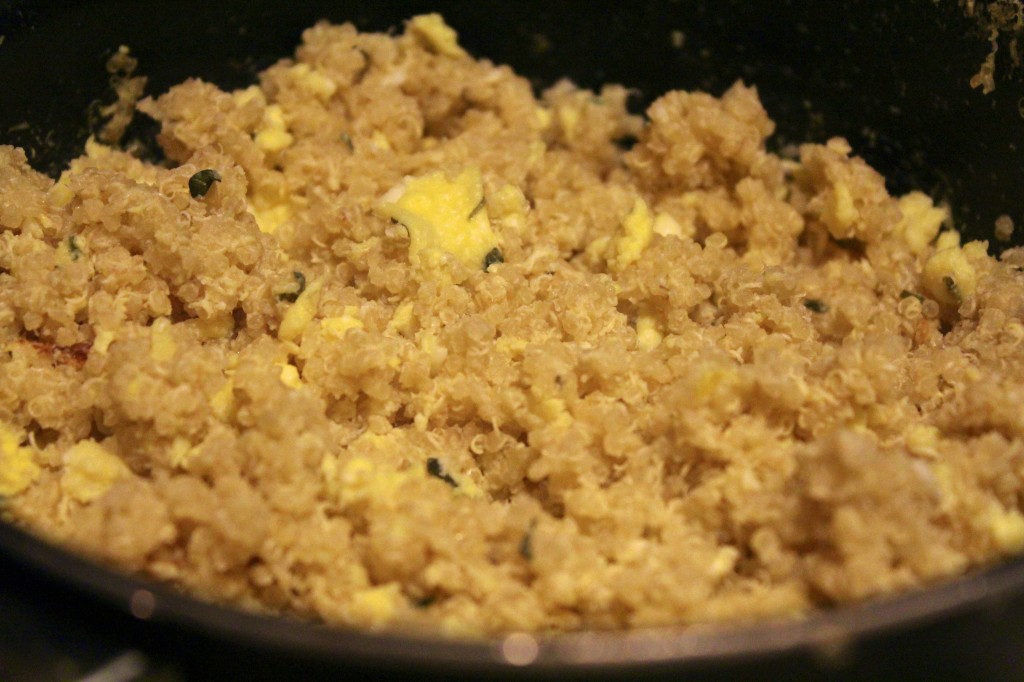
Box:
387;302;415;335
613;197;654;270
278;277;325;342
277;362;303;389
636;315;663;350
210;378;236;422
0;422;40;497
407;13;467;58
897;191;948;255
320;307;364;340
557;104;582;142
991;510;1024;553
378;167;499;271
652;210;685;239
149;317;177;362
61;440;131;504
349;583;403;625
249;199;292;235
288;63;337;101
822;181;859;238
255;104;294;152
47;174;75;208
93;328;116;355
922;246;977;306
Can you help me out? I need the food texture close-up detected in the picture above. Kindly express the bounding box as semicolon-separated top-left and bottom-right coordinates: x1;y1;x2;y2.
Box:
1;2;1024;681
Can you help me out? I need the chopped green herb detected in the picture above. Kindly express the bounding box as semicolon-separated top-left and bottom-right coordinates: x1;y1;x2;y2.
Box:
899;289;925;302
803;298;829;313
354;47;371;84
413;594;437;608
468;196;486;220
67;236;82;261
614;134;639;151
188;169;221;198
277;271;307;302
483;247;504;271
943;275;962;304
340;133;354;152
426;457;458;487
518;520;537;560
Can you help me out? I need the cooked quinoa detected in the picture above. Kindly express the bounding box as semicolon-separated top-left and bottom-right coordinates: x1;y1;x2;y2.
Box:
2;15;1024;637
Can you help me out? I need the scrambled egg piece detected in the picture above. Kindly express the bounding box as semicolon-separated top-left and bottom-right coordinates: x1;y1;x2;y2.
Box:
255;104;294;153
250;198;293;235
93;328;116;355
288;63;337;101
247;172;295;235
531;395;573;430
613;197;654;270
277;363;303;389
822;181;859;238
47;173;75;208
150;317;177;362
279;277;325;342
388;302;415;336
0;422;40;497
168;436;201;469
320;306;364;339
378;166;499;271
897;191;948;255
210;378;236;422
55;234;85;267
557;104;582;142
62;440;131;504
923;244;978;306
233;85;265;109
905;424;941;459
636;315;663;351
990;510;1024;553
348;583;403;625
323;454;410;508
488;184;529;234
652;210;686;239
407;14;467;58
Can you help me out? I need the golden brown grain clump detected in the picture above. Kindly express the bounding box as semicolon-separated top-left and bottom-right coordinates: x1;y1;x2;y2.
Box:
2;15;1024;636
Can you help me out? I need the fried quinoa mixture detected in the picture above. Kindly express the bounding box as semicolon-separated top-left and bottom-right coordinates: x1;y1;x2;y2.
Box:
2;15;1024;636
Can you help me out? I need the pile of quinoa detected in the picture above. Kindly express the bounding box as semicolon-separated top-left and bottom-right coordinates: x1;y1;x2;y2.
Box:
1;15;1024;636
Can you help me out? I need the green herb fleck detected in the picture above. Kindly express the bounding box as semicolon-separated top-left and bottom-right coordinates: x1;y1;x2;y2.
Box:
188;169;221;199
341;133;354;152
518;520;537;560
803;298;829;313
67;236;82;261
413;594;437;608
483;247;504;271
468;196;486;220
614;134;639;151
899;289;925;302
426;457;458;488
277;271;306;303
942;275;962;304
354;47;371;84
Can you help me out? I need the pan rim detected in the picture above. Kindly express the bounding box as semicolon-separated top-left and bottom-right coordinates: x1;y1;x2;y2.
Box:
2;516;1023;674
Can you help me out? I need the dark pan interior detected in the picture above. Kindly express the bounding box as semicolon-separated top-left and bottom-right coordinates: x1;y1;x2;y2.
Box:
1;2;1024;680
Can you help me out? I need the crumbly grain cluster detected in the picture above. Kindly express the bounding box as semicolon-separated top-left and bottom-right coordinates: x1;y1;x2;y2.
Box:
2;15;1024;636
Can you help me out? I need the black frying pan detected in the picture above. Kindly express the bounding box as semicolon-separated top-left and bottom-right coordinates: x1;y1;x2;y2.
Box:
1;2;1023;680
